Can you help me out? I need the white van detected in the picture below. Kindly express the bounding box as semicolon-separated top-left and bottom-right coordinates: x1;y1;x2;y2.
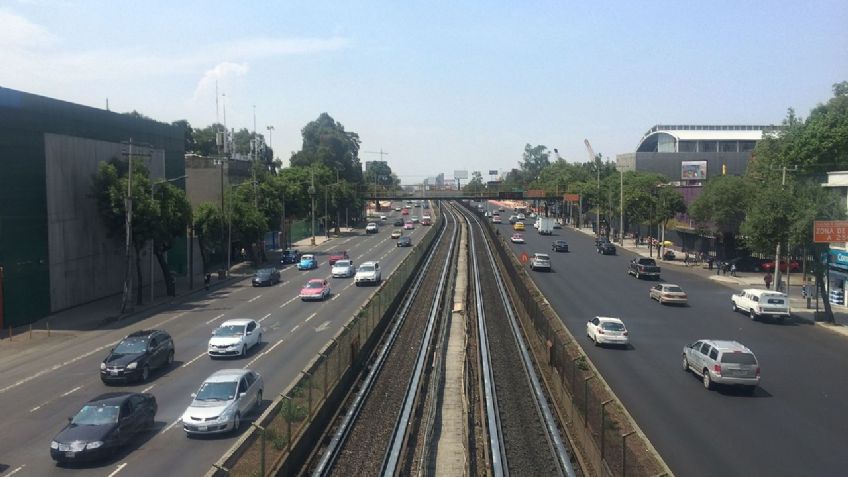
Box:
731;289;790;321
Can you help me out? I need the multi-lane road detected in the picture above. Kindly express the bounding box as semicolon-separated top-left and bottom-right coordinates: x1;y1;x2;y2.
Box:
0;205;428;477
490;208;848;477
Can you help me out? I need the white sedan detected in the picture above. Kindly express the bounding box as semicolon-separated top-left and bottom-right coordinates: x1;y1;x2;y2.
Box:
331;259;355;278
181;369;263;435
510;233;525;244
586;316;629;347
208;319;262;358
649;283;688;305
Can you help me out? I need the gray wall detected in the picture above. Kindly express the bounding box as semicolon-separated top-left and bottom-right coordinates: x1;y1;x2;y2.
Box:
616;152;750;179
45;134;164;312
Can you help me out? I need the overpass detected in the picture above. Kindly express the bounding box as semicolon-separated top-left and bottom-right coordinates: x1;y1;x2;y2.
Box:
364;188;569;201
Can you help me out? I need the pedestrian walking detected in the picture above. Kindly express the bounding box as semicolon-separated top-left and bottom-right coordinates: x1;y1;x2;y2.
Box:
204;273;211;291
730;263;737;277
707;256;714;270
764;272;773;290
684;252;690;266
722;262;728;276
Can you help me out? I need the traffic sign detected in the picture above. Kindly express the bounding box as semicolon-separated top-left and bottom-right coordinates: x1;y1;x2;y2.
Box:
498;191;523;200
814;220;848;243
525;189;546;199
519;252;529;264
564;193;580;202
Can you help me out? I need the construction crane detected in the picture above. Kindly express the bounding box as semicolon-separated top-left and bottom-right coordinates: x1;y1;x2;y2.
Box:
584;139;601;236
363;149;389;211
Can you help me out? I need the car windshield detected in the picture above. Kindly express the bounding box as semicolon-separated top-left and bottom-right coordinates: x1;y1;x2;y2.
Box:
306;281;324;289
72;404;120;425
359;265;375;272
601;322;625;332
214;325;245;337
721;352;757;365
666;286;684;293
301;255;314;261
335;260;351;267
256;269;273;277
113;337;147;354
195;381;237;401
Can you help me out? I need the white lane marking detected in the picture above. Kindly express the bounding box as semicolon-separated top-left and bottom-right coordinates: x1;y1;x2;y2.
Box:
244;336;288;367
248;294;262;303
107;463;128;477
0;340;119;395
343;283;353;291
5;465;25;476
315;321;331;332
291;324;300;332
304;312;317;323
61;385;82;397
183;351;207;368
142;384;156;393
153;311;187;329
29;404;43;413
279;297;297;308
258;313;272;323
164;418;182;433
331;293;341;301
205;313;225;325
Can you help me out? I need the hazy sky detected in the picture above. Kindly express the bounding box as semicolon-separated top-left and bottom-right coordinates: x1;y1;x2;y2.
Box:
2;0;846;183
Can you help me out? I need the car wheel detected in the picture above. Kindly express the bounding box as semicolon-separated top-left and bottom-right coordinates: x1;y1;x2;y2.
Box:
703;370;713;390
257;333;263;345
732;302;738;312
593;334;599;346
635;272;640;279
140;365;150;383
682;356;689;372
256;391;263;410
232;412;241;433
749;309;758;321
241;345;247;357
166;350;175;366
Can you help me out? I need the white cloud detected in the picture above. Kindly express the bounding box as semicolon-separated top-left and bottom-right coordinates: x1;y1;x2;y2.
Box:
192;62;250;101
0;8;58;49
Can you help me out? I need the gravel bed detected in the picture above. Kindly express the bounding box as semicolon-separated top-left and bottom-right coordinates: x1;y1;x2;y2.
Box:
327;217;456;476
470;223;562;476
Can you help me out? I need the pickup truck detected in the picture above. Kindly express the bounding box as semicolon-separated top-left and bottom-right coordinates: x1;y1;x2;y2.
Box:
731;289;790;322
628;258;661;279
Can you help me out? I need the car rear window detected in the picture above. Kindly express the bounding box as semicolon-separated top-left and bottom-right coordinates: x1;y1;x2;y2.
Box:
667;286;684;293
766;298;785;305
721;352;757;365
601;322;625;331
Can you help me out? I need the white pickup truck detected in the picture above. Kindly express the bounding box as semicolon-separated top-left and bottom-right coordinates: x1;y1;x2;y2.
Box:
731;289;790;322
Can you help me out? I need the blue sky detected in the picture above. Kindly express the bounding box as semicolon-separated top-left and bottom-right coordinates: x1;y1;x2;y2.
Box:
1;0;846;183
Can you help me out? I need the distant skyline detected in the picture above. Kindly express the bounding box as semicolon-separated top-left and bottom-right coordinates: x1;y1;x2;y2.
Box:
1;1;846;184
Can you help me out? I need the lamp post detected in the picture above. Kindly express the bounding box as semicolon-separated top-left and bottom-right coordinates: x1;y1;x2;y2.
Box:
596;159;601;237
309;168;316;246
619;167;624;246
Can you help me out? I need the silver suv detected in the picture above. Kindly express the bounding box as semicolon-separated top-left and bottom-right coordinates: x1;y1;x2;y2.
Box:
683;340;760;393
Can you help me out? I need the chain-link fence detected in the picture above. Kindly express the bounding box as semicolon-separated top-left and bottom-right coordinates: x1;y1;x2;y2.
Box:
206;205;443;477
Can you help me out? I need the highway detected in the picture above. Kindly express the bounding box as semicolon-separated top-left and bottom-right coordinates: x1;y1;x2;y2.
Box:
490;209;848;477
0;204;428;477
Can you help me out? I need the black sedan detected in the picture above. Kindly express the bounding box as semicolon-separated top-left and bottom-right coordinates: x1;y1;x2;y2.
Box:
597;242;616;255
50;392;157;464
397;236;412;247
101;330;175;384
393;218;405;227
280;249;302;265
552;240;569;252
252;268;281;286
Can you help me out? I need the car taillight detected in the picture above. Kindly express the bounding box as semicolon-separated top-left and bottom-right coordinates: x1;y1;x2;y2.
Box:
713;364;722;375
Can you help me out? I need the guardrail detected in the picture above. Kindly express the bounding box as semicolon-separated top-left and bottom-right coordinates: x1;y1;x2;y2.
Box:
468;204;672;477
205;203;445;477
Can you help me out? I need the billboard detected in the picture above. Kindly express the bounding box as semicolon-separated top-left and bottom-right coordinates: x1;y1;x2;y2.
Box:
564;193;580;202
453;170;468;179
814;220;848;243
488;170;498;176
525;189;546;198
681;161;707;180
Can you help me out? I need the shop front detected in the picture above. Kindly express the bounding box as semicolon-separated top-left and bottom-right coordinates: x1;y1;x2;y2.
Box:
827;249;848;305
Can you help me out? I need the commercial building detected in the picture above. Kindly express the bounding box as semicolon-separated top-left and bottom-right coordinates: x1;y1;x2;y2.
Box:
823;171;848;305
0;87;189;328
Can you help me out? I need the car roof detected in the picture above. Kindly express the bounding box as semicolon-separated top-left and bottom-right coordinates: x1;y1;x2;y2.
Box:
595;316;624;324
330;250;347;255
333;259;351;265
307;278;326;283
699;340;753;353
220;318;254;326
301;254;315;259
204;369;252;383
534;253;549;257
741;288;786;297
125;329;161;339
661;283;682;288
359;261;378;266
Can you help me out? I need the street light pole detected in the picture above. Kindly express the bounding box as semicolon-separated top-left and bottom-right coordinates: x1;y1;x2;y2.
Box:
619;168;624;246
596;160;600;237
309;168;316;246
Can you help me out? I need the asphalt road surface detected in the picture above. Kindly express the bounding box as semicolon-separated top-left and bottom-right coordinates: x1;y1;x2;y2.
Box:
491;212;848;477
0;204;427;477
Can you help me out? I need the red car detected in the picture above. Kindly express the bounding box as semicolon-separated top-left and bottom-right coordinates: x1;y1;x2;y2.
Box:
328;250;349;265
401;208;409;215
299;278;331;301
760;259;801;273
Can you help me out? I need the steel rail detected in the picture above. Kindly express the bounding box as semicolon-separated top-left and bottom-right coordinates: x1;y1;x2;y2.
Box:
311;207;457;477
465;207;577;477
381;205;461;475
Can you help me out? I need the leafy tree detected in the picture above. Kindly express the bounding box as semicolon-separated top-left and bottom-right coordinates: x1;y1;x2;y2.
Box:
519;144;550;183
171;119;196;154
689;176;751;257
191;123;225;156
463;171;485;194
193;202;224;272
290;113;363;183
151;181;192;296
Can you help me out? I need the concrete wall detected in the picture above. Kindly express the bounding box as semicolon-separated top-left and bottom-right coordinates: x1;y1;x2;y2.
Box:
45;134;164;312
616;152;750;179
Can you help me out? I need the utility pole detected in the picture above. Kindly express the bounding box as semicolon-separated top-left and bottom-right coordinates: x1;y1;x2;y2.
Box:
584;139;600;237
309;168;317;246
363;149;389;212
619;167;624;246
120;139;134;314
772;165;798;291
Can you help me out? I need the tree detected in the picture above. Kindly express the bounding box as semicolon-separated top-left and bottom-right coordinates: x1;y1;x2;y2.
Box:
689;176;751;257
151;181;192;296
519;144;550;183
463;171;485;194
193;202;224;272
171;119;196;154
290;113;363;183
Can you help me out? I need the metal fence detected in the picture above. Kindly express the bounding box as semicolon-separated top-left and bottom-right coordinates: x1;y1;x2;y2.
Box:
473;206;671;477
206;204;444;477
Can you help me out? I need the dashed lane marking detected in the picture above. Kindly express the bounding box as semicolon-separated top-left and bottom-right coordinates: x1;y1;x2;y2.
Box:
279;297;297;308
0;340;119;395
61;385;82;397
331;293;341;301
107;463;127;477
183;351;207;368
142;384;156;393
315;321;331;332
247;294;262;303
244;336;289;368
258;313;272;323
5;465;25;476
164;418;182;433
153;311;187;328
304;312;317;323
205;313;226;325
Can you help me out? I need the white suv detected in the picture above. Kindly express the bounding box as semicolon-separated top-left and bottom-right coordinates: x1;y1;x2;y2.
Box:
683;340;760;393
530;253;551;272
354;261;381;286
731;289;790;322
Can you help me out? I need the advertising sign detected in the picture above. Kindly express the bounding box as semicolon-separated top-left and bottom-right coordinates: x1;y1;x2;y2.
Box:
681;161;707;180
453;170;468;180
488;170;498;176
563;193;580;202
814;220;848;243
525;189;546;198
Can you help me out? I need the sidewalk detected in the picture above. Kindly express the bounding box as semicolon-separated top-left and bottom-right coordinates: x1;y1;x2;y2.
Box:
569;225;848;337
0;228;355;349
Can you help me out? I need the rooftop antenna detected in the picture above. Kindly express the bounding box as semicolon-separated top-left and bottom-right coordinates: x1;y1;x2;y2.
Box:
106;98;110;111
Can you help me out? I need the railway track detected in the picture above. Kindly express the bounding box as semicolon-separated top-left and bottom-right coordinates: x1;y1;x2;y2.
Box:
302;203;578;476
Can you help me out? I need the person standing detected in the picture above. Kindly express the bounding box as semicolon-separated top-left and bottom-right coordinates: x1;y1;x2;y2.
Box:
764;272;773;290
